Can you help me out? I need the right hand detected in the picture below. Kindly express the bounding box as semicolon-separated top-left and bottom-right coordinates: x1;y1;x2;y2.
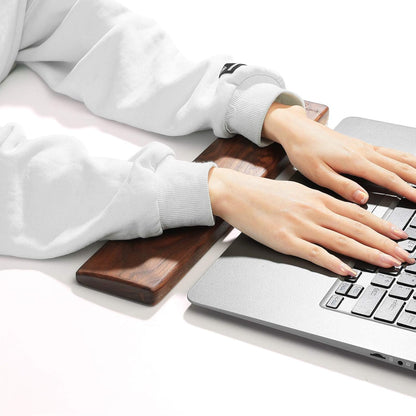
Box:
208;167;414;276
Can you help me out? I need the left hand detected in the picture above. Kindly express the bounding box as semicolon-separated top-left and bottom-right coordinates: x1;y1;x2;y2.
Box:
262;103;416;206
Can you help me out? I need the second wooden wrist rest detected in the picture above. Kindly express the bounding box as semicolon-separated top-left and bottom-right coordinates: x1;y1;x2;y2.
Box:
76;101;329;305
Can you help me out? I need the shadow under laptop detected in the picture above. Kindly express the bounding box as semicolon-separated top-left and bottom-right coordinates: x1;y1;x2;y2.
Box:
184;304;416;397
183;233;416;397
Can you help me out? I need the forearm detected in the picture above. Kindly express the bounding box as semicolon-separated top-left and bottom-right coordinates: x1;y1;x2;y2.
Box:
13;0;303;144
0;123;215;259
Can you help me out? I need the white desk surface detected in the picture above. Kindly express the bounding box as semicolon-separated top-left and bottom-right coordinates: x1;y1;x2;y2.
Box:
1;1;416;414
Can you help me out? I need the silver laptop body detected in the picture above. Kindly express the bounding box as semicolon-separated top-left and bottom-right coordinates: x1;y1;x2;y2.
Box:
188;117;416;371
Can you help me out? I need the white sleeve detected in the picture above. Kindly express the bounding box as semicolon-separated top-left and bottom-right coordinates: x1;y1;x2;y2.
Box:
0;123;215;259
0;0;304;259
17;0;304;146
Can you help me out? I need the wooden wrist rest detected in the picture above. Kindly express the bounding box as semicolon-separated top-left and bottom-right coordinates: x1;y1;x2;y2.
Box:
76;101;329;305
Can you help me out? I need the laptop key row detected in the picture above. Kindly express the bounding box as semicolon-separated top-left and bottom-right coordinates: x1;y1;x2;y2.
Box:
323;196;416;331
386;198;415;230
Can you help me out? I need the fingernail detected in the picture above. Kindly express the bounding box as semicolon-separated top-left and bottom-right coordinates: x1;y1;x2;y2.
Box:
340;263;356;276
391;226;408;239
408;257;416;264
394;245;412;262
353;189;368;204
379;253;401;267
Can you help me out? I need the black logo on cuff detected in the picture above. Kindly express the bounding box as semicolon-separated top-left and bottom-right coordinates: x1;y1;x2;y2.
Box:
219;63;246;78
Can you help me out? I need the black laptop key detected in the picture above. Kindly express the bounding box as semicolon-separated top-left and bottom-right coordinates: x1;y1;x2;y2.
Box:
351;286;386;317
398;239;416;253
378;265;402;276
354;261;377;273
387;199;415;230
374;297;404;323
397;272;416;287
389;284;413;300
371;273;395;288
326;294;343;309
397;311;416;329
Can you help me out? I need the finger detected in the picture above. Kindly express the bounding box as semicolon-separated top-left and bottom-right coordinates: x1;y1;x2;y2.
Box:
353;160;416;203
312;163;369;204
307;225;403;268
288;238;356;276
319;210;414;264
323;196;408;240
369;151;416;185
375;146;416;170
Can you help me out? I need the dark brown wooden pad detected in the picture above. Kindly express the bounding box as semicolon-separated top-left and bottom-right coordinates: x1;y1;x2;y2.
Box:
76;101;329;305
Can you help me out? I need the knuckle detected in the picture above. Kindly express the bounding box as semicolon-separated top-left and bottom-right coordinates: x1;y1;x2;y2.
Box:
334;234;349;250
314;165;333;184
383;218;394;231
310;158;323;170
321;195;336;209
296;200;311;211
380;237;394;252
272;227;294;244
297;200;324;218
355;208;368;223
400;152;412;163
308;245;323;261
386;171;399;184
351;160;367;176
350;152;366;164
316;207;329;219
371;249;383;263
351;221;366;238
311;203;328;217
314;190;329;202
283;209;298;222
400;163;412;175
348;204;368;223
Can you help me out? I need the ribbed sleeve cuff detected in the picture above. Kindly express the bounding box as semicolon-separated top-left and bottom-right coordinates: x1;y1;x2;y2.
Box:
156;156;217;230
226;81;304;147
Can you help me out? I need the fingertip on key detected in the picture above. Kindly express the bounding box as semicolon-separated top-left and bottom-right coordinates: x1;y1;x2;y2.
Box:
340;263;356;276
391;226;408;239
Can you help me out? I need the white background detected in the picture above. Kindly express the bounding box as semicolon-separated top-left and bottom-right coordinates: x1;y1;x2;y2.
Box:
1;1;416;415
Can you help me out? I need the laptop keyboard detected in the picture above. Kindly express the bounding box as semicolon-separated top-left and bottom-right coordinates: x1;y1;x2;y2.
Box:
321;197;416;332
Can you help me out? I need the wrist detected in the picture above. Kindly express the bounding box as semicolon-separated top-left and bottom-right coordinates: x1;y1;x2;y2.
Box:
261;103;307;147
208;167;237;219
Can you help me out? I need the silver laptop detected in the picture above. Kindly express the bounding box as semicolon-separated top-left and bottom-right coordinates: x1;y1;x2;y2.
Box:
188;117;416;371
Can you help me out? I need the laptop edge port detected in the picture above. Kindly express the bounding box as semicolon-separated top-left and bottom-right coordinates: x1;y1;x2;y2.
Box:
370;352;386;360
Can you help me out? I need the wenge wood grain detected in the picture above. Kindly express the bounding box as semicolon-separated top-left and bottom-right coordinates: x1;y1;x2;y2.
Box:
76;100;329;305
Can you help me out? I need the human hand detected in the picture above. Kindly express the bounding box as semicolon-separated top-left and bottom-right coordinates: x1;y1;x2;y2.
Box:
262;103;416;206
208;167;413;276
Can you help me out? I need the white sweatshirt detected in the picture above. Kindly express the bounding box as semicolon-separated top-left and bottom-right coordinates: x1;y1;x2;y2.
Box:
0;0;303;259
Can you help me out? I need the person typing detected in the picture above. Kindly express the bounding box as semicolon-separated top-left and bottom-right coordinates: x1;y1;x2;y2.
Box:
1;0;415;276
